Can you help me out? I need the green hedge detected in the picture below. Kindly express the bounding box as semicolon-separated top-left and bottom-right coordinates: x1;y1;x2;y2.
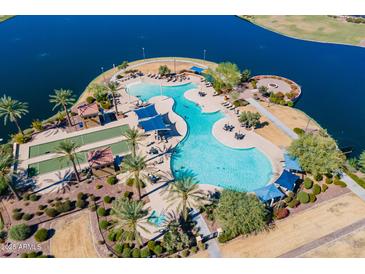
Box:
304;178;313;189
312;184;321;195
345;170;365;189
34;228;49;242
309;193;317;203
297;191;310;204
107;176;118;185
99;220;110;230
287;199;300;208
322;184;328;192
334;179;347;188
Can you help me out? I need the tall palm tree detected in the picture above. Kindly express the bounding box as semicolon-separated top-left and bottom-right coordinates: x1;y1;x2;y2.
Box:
122;127;145;156
120;154;150;200
0;95;29;135
359;151;365;171
49;89;75;127
111;197;149;247
0;146;19;199
106;81;120;115
164;177;205;221
54;140;81;182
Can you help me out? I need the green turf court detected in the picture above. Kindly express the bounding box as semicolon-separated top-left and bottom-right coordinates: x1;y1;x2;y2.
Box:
28;140;130;175
28;125;129;158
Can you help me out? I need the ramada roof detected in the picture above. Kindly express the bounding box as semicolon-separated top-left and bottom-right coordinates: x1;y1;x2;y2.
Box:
77;102;99;117
87;147;114;168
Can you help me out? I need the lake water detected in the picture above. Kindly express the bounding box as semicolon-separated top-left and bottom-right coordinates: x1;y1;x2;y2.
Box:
0;16;364;155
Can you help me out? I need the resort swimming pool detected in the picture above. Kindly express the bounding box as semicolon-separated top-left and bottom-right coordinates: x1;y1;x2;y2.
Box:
127;82;273;191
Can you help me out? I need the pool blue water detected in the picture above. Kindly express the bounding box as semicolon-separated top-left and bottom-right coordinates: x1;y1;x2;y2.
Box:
127;82;273;191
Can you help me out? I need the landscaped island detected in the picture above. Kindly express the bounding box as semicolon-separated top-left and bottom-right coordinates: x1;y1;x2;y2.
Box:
0;16;14;23
1;57;365;258
241;15;365;47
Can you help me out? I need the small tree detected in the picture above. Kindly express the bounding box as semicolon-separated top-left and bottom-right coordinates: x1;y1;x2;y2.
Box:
54;140;81;182
214;190;269;239
241;69;251;82
159;65;171;76
31;120;43;132
49;89;76;127
359;151;365;172
205;62;241;92
0;95;29;136
9;224;32;241
239;111;261;129
288;131;345;176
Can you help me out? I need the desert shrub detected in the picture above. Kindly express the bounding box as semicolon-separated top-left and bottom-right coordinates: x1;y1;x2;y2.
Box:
77;192;85;200
97;207;107;217
126;178;135;187
147;240;156;251
293;127;305;135
114;244;124;255
132;248;141;258
0;230;7;243
45;208;59;218
13;133;31;144
36;211;43;216
312;184;321;195
309;193;317;203
122;247;132;258
86;96;96;104
89;204;97;212
325;177;333;184
22;213;34;221
9;224;32;241
38;204;47;210
287;101;294;107
334;179;347;188
99;220;110;230
47;199;54;204
103;195;112;204
218;231;233;243
153;245;163;256
89;194;96;201
34;228;48;242
287;199;300;208
322;184;328;192
190;246;198;254
140;247;151;258
29;194;40;202
314;174;323;181
12;211;24;221
297;191;310;204
76;199;87;209
22;193;30;201
284;196;293;203
55;199;74;213
96;184;103;190
274;208;289;220
198;242;207;250
12;208;22;213
181;249;189;257
107;176;118;185
123;191;133;199
303;178;313;189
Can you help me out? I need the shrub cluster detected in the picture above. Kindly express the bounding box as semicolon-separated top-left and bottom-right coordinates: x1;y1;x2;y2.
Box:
34;228;49;242
312;184;321;195
287;199;300;208
303;178;313;189
297;191;310;204
107;176;118;185
9;224;32;241
334;179;347;188
274;208;289;220
99;220;110;230
97;207;108;217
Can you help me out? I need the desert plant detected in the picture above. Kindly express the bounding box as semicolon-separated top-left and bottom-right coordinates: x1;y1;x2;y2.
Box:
107;176;118;185
297;191;310;204
312;184;321;195
34;228;49;242
303;178;313;189
9;224;31;241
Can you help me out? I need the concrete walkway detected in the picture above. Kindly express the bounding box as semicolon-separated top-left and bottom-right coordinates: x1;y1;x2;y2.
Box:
342;174;365;201
278;217;365;258
247;98;298;140
192;210;221;258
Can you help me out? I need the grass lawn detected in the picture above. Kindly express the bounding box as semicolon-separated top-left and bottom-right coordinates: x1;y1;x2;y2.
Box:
242;16;365;47
0;16;14;23
29;125;129;158
28;140;130;175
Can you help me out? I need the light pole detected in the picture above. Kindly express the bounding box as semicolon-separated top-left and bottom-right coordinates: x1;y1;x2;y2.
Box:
203;49;207;60
142;47;145;60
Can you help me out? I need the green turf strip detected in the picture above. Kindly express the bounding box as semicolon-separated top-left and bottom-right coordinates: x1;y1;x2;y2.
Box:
28;140;130;175
29;125;129;158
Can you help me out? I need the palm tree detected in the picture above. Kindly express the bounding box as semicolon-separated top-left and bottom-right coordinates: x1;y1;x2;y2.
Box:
0;146;19;199
49;89;75;127
164;177;205;221
120;154;150;200
54;140;81;182
122;127;145;156
0;95;29;135
111;197;149;247
106;81;120;115
359;151;365;171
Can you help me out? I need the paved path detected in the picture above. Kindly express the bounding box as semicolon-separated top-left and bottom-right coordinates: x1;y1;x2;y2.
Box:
192;210;221;258
246;98;298;140
278;217;365;258
342;174;365;201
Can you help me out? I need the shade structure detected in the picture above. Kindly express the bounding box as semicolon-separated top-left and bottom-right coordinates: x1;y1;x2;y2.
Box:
254;184;284;203
134;104;159;121
284;153;302;172
275;170;300;192
87;147;114;169
190;66;205;74
138;115;170;132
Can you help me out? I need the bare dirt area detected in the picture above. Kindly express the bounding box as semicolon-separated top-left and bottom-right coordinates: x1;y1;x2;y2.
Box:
50;212;99;258
219;193;365;257
302;226;365;258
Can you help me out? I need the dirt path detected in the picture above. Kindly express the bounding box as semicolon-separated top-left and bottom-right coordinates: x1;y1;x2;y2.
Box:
50;212;99;258
219;193;365;257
